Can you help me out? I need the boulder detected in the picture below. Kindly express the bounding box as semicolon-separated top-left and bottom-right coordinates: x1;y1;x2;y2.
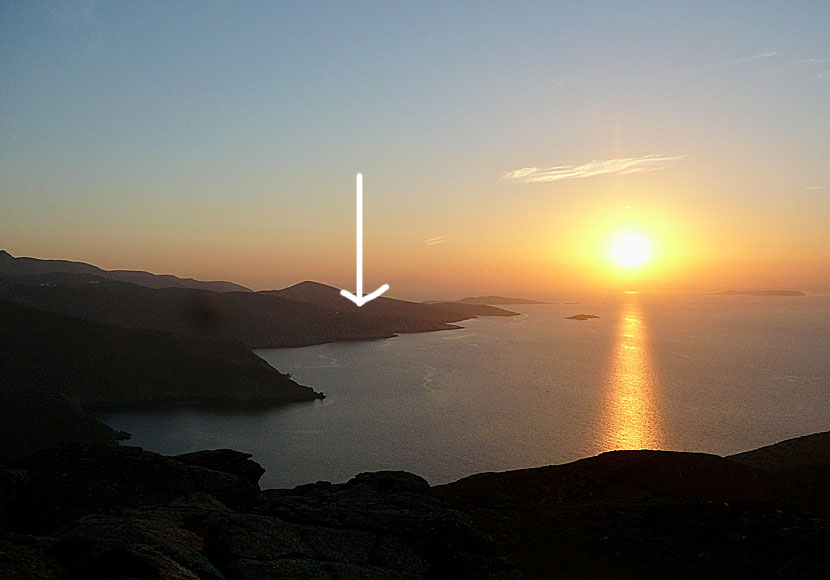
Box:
174;449;266;485
6;444;258;532
0;447;521;579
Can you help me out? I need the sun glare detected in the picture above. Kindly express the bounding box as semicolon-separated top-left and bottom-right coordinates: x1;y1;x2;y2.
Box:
612;234;650;268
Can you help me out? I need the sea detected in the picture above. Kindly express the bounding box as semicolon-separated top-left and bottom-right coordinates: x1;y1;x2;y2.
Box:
99;293;830;489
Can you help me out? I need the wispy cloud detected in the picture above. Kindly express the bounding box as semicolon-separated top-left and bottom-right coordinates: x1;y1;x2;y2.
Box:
709;51;778;68
780;57;830;83
805;185;825;190
502;154;686;184
710;53;829;83
425;236;447;246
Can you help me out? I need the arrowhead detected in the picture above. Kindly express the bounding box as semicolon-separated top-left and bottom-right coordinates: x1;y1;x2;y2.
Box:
340;284;389;307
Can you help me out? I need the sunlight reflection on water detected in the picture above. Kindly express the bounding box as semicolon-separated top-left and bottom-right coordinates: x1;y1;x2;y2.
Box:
598;295;663;450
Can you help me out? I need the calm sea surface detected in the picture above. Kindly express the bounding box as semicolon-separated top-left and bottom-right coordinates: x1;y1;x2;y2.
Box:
100;294;830;489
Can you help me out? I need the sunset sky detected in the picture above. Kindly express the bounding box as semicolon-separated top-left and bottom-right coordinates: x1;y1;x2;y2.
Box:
2;2;828;298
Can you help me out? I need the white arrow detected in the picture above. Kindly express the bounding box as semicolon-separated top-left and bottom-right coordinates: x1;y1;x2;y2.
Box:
340;173;389;307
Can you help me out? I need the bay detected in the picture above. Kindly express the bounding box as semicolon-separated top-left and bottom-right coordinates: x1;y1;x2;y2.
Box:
99;294;830;489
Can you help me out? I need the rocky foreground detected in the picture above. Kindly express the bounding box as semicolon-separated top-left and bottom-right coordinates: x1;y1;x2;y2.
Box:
1;431;829;579
438;431;830;580
0;445;519;580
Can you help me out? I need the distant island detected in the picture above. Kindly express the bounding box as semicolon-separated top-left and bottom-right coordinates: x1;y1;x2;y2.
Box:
566;313;600;320
714;289;805;296
454;295;549;305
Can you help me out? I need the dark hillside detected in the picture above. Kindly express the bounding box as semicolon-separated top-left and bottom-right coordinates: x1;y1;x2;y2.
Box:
0;298;322;410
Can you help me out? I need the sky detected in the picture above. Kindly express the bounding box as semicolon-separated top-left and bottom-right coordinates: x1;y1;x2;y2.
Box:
2;1;828;298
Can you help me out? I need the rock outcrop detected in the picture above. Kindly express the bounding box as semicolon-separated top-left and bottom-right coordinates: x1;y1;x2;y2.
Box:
0;444;520;580
438;434;830;580
3;432;829;579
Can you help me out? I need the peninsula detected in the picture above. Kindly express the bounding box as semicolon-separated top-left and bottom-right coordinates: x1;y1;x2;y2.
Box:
0;298;324;459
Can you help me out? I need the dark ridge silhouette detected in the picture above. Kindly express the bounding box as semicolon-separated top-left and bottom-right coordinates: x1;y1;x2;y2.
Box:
730;430;830;470
437;430;830;580
713;289;805;296
0;249;251;292
454;295;549;305
0;387;127;461
267;280;354;308
0;298;323;450
0;273;517;348
268;280;519;321
1;433;827;579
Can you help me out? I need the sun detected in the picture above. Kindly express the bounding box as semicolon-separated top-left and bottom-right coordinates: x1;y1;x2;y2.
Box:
612;234;651;268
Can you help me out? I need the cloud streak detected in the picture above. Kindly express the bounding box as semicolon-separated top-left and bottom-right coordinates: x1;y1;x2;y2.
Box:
707;51;778;69
724;51;778;66
502;154;686;184
425;236;447;246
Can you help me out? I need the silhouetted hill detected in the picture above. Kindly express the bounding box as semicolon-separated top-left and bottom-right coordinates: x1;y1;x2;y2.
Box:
0;298;322;415
437;431;830;580
0;249;250;292
0;445;518;579
455;295;549;305
713;289;805;296
0;273;517;348
270;280;519;322
730;430;830;470
0;273;399;347
270;280;350;308
0;387;127;461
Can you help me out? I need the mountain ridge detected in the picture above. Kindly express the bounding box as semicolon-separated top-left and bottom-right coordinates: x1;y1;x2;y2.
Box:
0;249;251;293
0;270;517;348
268;280;519;321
